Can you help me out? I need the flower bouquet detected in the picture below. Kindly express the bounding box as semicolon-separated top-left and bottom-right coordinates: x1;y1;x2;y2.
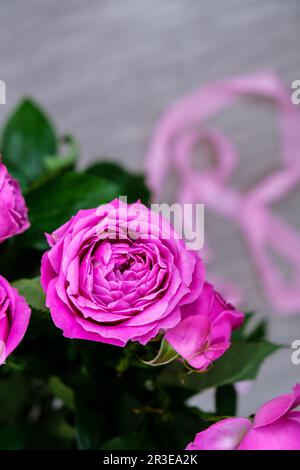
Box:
0;98;295;451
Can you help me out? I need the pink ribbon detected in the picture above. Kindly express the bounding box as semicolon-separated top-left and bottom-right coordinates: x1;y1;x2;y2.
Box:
145;71;300;315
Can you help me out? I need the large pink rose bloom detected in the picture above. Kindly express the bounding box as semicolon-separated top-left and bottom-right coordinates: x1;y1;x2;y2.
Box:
186;385;300;450
0;275;31;364
41;199;205;346
0;162;30;242
165;282;243;370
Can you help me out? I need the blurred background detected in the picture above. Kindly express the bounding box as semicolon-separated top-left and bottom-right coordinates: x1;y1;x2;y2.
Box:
1;0;300;414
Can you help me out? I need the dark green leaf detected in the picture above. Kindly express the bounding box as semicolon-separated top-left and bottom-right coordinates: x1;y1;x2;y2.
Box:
215;384;237;416
159;340;280;393
12;277;46;312
49;376;75;410
75;395;104;450
1;99;57;189
101;433;144;450
22;171;119;250
247;320;268;342
232;312;253;340
151;407;207;449
233;312;268;342
0;425;30;450
0;375;31;421
86;161;151;205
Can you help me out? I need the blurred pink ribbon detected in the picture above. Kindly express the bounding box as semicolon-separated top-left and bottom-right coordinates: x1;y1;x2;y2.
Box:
145;71;300;315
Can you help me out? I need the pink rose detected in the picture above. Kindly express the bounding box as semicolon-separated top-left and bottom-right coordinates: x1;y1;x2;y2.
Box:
165;282;243;370
186;384;300;450
0;162;30;242
41;199;205;346
0;274;31;364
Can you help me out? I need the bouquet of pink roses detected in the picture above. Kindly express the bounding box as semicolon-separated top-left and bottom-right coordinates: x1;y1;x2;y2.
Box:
0;99;294;450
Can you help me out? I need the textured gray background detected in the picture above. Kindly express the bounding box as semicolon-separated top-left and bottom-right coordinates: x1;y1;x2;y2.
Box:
1;0;300;415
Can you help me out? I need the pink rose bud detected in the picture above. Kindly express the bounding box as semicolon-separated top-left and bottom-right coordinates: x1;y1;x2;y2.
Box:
186;384;300;450
165;282;244;371
0;274;31;364
41;198;205;346
0;162;30;242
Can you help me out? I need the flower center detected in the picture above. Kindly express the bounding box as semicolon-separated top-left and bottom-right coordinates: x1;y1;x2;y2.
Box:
119;258;134;273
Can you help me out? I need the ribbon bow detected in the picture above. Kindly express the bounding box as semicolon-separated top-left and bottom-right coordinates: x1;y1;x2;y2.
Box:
145;72;300;315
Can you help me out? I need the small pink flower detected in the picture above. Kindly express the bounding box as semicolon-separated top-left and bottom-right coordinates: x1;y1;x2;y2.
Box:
41;199;205;347
186;384;300;450
0;162;30;242
0;274;31;364
165;282;244;370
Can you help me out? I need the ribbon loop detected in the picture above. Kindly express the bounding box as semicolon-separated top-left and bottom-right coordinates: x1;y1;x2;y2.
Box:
146;72;300;315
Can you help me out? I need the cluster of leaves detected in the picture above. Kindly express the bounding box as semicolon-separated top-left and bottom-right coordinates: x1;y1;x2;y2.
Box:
0;100;281;449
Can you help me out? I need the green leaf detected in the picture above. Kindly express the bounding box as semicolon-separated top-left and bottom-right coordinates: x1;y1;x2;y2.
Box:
1;98;58;190
43;134;79;174
233;312;268;343
159;340;280;393
140;339;179;367
246;319;268;342
75;395;104;450
86;162;151;205
215;384;237;416
12;277;46;312
49;376;75;410
22;171;119;250
151;407;209;449
100;433;146;450
232;312;253;340
0;425;30;450
0;375;31;421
